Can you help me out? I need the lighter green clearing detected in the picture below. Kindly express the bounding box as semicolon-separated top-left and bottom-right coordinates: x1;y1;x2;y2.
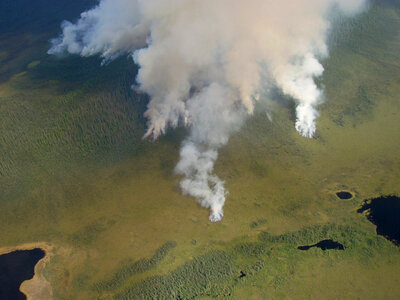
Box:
0;3;400;300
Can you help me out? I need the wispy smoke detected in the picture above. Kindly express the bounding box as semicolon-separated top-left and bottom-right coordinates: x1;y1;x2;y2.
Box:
49;0;368;221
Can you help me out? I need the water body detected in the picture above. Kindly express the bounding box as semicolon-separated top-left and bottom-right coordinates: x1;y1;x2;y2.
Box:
298;239;345;251
357;195;400;246
336;191;353;199
0;248;45;300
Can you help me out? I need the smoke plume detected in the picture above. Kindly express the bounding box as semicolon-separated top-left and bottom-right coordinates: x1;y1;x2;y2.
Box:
49;0;368;221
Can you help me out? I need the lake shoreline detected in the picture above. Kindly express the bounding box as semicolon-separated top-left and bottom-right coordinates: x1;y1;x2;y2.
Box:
0;242;53;300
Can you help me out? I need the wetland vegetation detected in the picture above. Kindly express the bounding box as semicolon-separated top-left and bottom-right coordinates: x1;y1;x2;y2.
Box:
0;0;400;299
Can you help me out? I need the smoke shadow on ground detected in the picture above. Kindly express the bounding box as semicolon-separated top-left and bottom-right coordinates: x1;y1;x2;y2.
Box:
256;84;298;124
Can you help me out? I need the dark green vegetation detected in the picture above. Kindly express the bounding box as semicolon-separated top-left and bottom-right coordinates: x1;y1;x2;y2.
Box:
1;0;400;299
100;224;392;299
116;250;235;300
94;241;177;292
250;218;268;229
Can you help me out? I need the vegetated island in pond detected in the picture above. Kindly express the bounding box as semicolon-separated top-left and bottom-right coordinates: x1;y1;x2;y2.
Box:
297;239;345;251
0;242;53;300
357;195;400;246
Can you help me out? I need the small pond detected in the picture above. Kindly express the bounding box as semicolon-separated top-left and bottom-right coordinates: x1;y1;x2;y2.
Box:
336;191;353;200
298;239;344;251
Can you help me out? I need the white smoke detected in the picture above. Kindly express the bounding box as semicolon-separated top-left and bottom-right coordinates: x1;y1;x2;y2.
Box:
49;0;368;221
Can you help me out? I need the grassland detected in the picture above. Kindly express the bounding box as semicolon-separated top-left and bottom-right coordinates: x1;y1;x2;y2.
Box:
1;1;400;299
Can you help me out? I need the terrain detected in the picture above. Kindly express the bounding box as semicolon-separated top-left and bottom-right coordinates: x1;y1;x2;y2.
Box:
0;0;400;299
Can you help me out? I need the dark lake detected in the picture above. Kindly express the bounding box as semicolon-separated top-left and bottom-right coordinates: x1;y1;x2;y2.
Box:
358;195;400;246
336;191;353;199
0;248;45;300
298;239;345;251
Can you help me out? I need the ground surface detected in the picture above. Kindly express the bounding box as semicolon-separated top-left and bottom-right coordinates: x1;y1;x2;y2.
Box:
1;1;400;299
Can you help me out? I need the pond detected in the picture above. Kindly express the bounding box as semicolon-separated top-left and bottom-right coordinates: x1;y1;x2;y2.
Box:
0;248;45;300
336;191;353;200
358;195;400;246
298;239;345;251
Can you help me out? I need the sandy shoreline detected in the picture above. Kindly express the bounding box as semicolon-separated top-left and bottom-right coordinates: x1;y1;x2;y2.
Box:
0;242;54;300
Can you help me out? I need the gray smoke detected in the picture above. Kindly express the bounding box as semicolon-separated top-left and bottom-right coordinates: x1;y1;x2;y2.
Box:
49;0;368;221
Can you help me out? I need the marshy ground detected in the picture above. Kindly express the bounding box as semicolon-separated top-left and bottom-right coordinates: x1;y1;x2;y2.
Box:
1;1;400;299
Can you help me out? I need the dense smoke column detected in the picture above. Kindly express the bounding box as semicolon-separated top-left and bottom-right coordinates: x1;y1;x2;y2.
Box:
49;0;368;221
